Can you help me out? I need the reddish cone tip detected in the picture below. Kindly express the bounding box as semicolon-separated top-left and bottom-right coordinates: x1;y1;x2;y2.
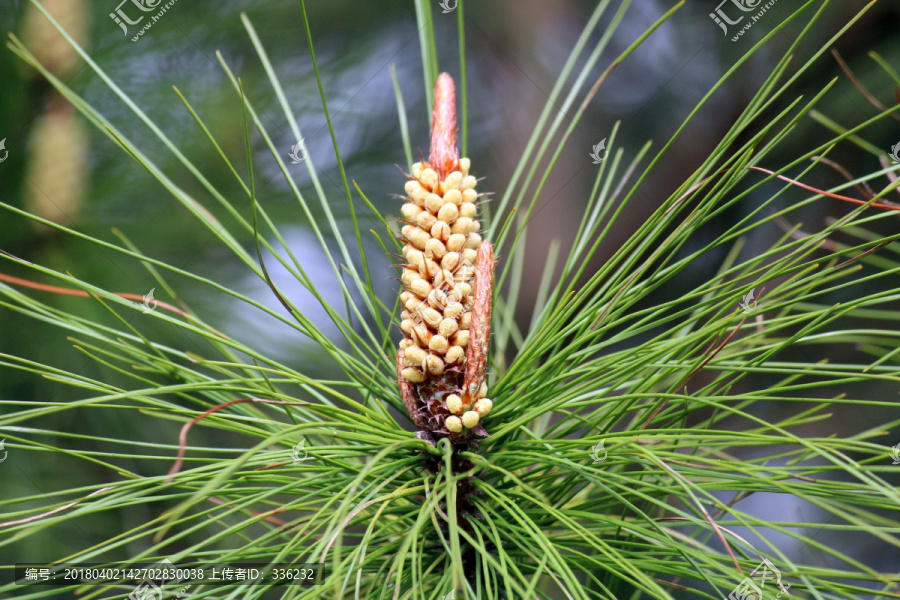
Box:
428;72;459;180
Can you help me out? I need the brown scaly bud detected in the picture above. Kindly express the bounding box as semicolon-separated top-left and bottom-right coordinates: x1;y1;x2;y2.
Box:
396;73;495;440
429;73;459;180
460;241;494;411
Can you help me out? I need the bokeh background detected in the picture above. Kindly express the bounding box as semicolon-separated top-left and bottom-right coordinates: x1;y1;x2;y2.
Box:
0;0;898;587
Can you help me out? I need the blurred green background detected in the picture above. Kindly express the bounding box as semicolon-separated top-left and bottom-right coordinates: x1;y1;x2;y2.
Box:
0;0;898;581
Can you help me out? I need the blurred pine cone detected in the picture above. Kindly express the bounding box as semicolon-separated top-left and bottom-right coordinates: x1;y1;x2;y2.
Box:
22;0;90;79
24;103;88;232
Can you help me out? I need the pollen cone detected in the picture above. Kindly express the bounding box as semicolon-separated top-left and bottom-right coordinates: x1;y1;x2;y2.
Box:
396;73;492;438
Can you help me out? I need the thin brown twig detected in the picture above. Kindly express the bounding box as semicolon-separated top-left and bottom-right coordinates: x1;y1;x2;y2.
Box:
668;159;900;219
0;272;188;317
773;216;840;252
831;49;900;122
748;166;900;210
165;398;309;483
0;487;114;529
640;296;757;430
207;496;287;527
834;240;890;269
657;459;743;574
684;311;751;382
653;579;690;591
665;175;717;215
811;155;875;199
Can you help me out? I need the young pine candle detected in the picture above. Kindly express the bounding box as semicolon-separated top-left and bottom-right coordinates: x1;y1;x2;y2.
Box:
396;73;494;438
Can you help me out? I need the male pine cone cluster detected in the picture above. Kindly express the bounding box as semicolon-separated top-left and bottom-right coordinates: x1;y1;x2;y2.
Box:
397;73;493;437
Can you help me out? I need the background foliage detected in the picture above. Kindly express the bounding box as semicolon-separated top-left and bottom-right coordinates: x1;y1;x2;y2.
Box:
1;0;900;598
